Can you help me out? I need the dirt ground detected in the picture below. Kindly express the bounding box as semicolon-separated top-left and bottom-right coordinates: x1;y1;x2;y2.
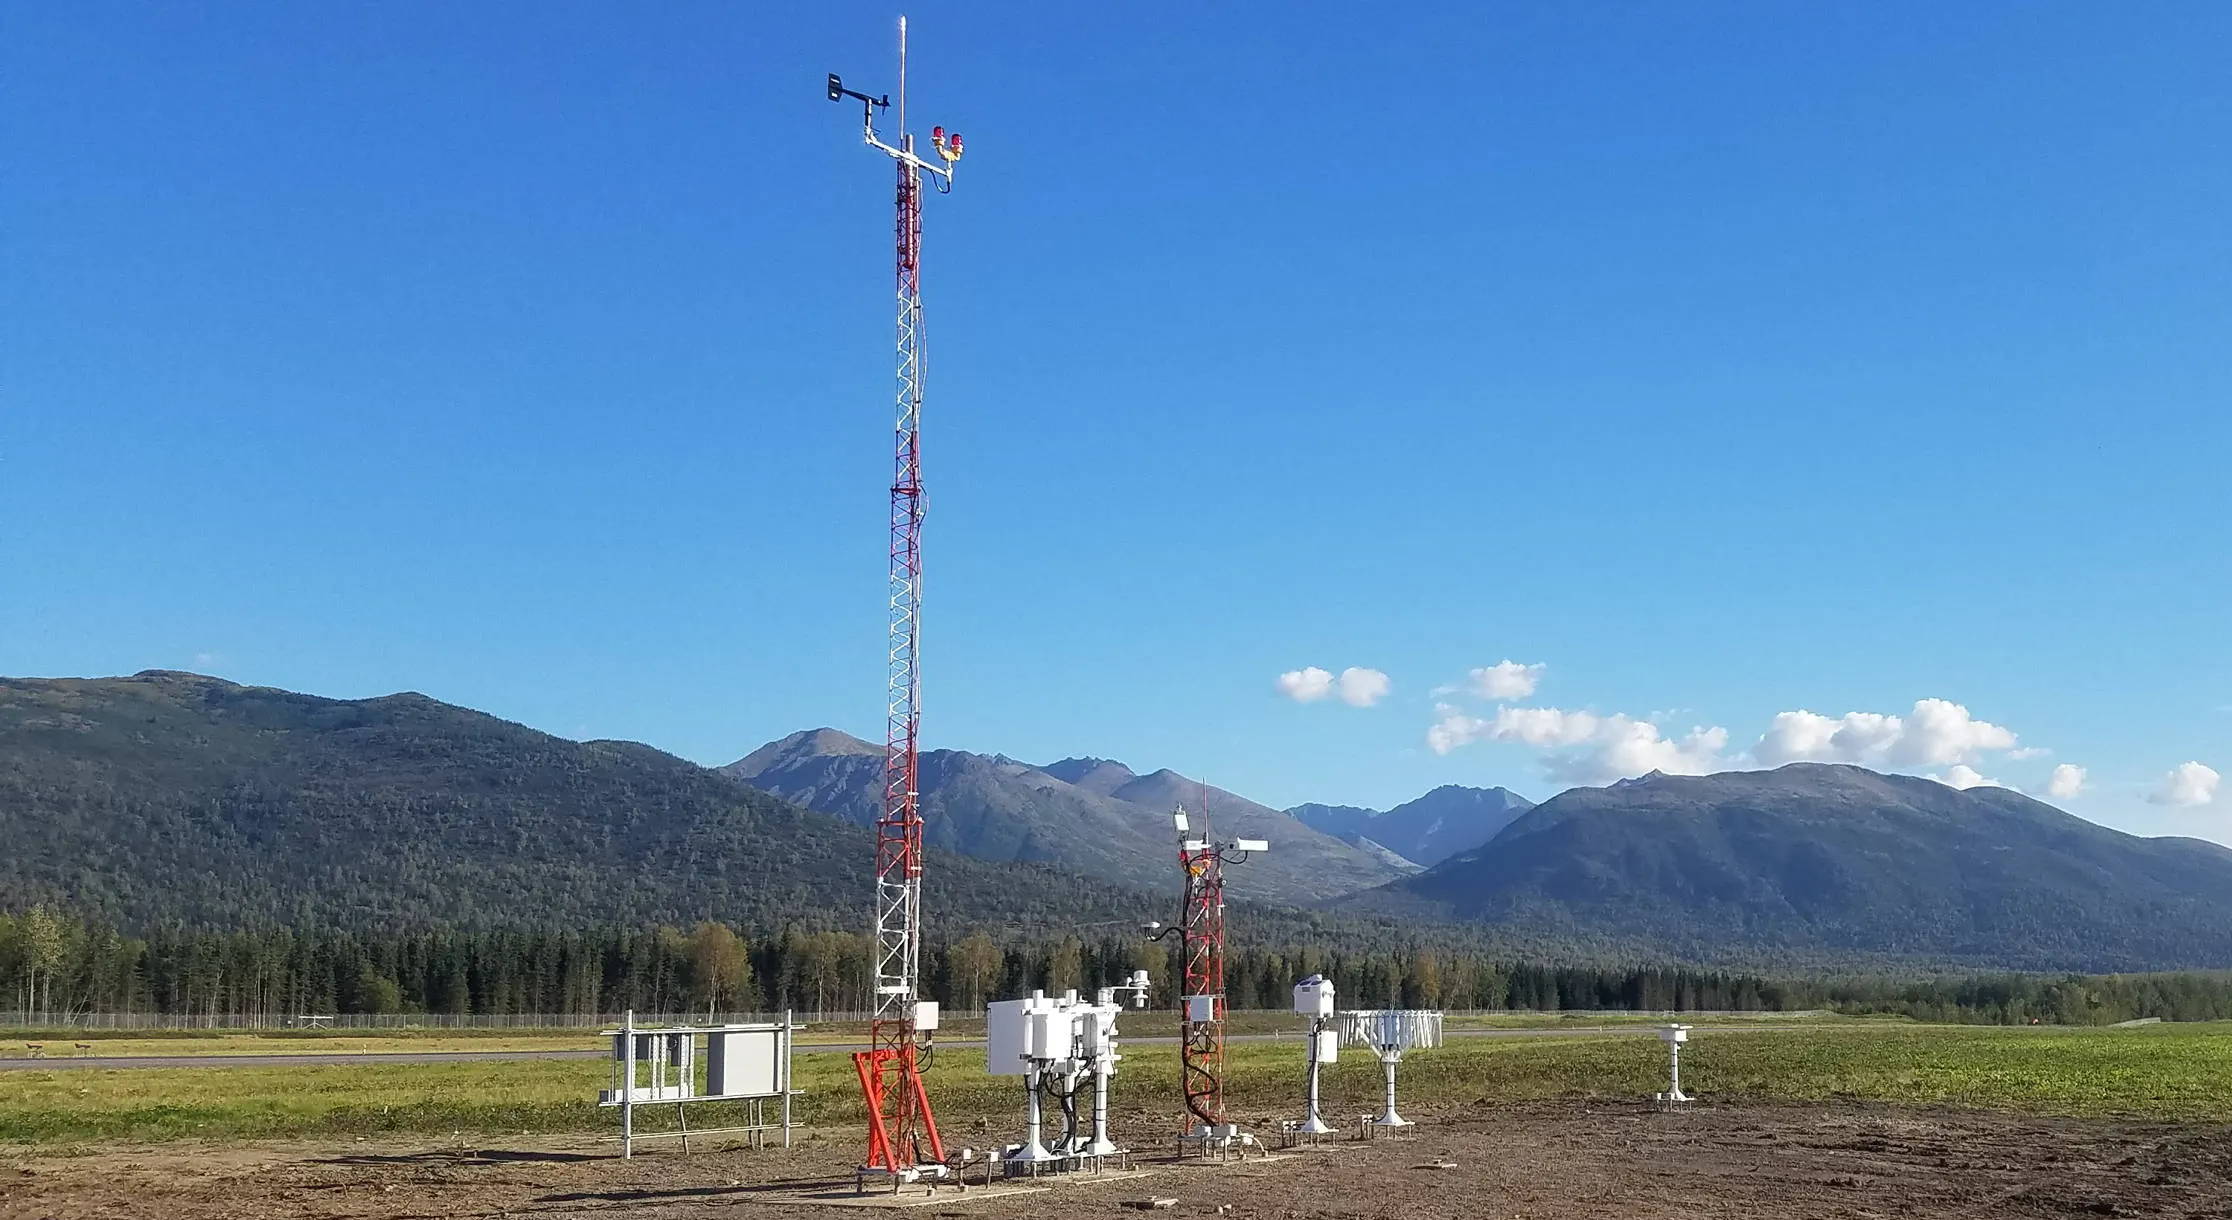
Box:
4;1101;2229;1220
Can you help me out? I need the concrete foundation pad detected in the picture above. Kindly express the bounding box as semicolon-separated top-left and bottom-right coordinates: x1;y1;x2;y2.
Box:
1161;1150;1313;1170
738;1182;1050;1209
739;1167;1167;1209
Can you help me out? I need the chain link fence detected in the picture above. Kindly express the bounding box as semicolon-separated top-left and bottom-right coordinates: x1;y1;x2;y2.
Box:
0;1007;1817;1033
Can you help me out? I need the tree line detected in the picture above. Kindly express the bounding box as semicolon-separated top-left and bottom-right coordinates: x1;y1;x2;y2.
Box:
4;906;2229;1026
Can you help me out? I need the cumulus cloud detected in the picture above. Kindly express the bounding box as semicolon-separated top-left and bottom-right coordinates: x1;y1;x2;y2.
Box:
1276;667;1335;702
1430;685;2062;793
1426;710;1488;755
2046;764;2086;800
1753;699;2018;769
1468;660;1545;701
1428;704;1728;783
1484;706;1602;748
1933;764;2001;790
1335;667;1391;708
1278;666;1389;708
2150;761;2221;808
1546;719;1729;785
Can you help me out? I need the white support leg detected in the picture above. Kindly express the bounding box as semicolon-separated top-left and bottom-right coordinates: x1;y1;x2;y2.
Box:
1376;1055;1411;1127
1085;1062;1118;1156
621;1011;636;1159
1009;1071;1056;1164
1297;1024;1334;1136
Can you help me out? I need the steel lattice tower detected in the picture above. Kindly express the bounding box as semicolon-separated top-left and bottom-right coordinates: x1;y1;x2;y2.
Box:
1176;818;1229;1129
1162;807;1265;1141
828;19;962;1181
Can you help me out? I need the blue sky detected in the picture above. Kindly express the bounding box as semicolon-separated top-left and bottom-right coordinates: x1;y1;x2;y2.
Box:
7;2;2227;841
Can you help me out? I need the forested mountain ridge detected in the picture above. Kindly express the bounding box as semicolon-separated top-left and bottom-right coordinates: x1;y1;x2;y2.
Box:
0;672;1150;931
724;730;1404;901
1345;764;2232;972
17;673;2232;976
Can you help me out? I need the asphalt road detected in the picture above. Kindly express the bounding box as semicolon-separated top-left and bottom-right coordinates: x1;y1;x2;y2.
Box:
0;1024;1746;1072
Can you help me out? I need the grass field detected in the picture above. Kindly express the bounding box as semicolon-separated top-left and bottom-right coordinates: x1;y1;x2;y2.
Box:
0;1010;1866;1058
2;1021;2225;1145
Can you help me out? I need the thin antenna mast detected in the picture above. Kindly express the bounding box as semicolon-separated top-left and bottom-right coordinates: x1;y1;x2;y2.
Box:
826;17;965;1187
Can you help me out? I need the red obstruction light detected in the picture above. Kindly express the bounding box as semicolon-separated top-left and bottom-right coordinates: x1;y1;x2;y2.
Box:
932;126;944;143
949;133;963;152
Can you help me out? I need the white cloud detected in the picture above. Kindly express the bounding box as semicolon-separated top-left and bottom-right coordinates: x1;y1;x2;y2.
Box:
1468;660;1545;701
1547;719;1728;785
1487;705;1602;747
1897;698;2018;765
2150;761;2221;808
1431;685;2062;794
1753;699;2018;769
1276;667;1335;702
1426;710;1488;755
1279;665;1388;708
2046;764;2086;800
1933;764;2001;791
1335;667;1391;708
1428;703;1729;783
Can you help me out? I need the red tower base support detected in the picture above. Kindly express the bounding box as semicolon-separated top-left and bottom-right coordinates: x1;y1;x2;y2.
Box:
853;1045;946;1172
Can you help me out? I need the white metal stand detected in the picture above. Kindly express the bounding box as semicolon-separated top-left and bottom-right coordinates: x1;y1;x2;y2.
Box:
1010;1072;1057;1164
1375;1057;1410;1128
1337;1009;1441;1135
988;982;1147;1176
599;1009;800;1158
1297;1018;1336;1136
1654;1023;1694;1109
1085;1054;1119;1156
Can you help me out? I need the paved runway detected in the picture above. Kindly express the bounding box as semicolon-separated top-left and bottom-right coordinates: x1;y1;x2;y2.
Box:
0;1023;1762;1071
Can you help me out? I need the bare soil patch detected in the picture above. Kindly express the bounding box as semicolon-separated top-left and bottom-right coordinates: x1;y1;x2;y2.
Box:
4;1101;2227;1220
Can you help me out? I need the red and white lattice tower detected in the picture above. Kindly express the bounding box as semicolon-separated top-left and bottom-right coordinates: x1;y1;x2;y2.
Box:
827;17;964;1183
1175;809;1227;1130
1169;808;1268;1145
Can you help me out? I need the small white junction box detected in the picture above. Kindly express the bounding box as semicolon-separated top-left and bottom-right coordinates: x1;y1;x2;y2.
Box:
1184;994;1218;1023
1026;1008;1064;1059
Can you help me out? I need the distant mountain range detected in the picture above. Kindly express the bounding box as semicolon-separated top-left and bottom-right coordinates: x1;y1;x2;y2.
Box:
10;673;2232;972
722;730;1416;902
1289;784;1535;867
1341;764;2232;972
0;673;1146;930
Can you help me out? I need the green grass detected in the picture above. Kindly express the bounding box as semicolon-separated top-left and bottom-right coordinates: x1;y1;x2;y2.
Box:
4;1022;2227;1145
1362;1023;2232;1119
0;1029;874;1057
0;1012;1865;1059
2;1033;601;1058
1437;1009;1884;1030
0;1025;636;1043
